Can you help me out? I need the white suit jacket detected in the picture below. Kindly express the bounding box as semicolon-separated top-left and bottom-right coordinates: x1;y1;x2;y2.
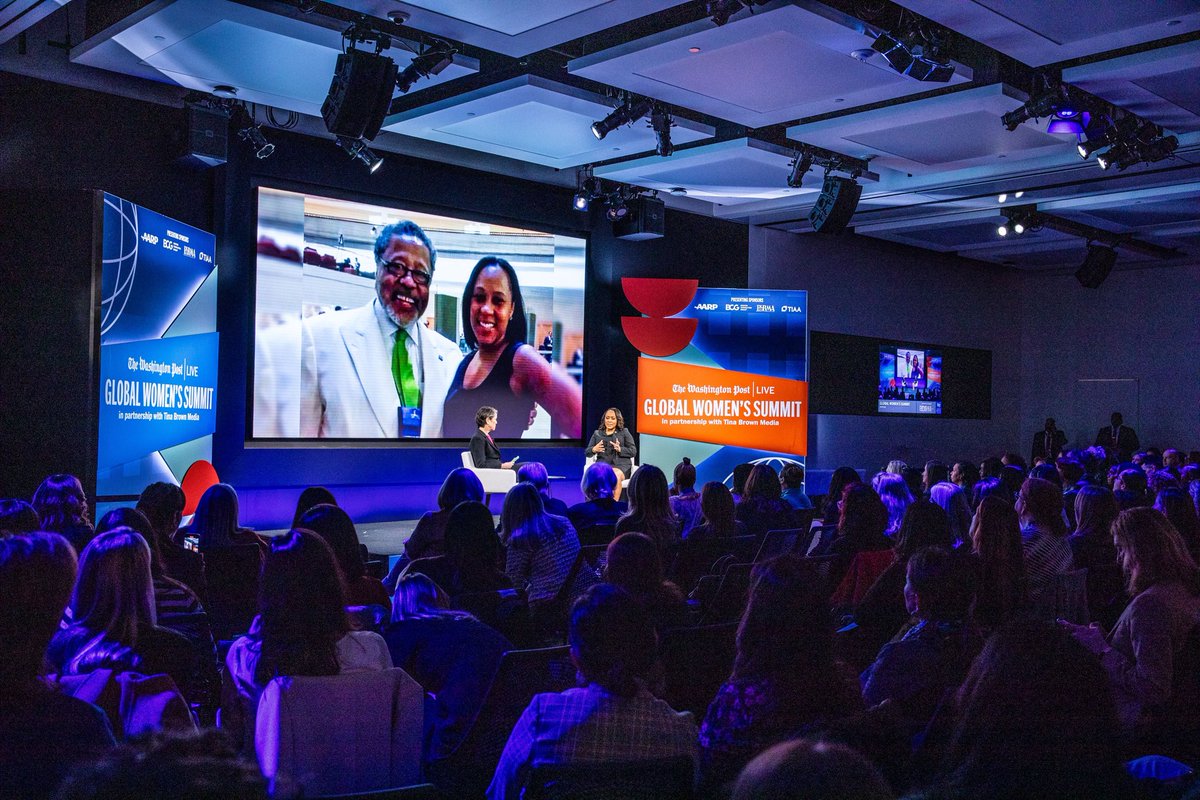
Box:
299;301;462;438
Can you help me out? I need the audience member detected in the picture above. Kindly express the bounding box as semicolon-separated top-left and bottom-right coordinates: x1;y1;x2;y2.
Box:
1056;458;1086;528
979;456;1003;481
699;555;862;788
822;467;862;526
32;473;94;553
298;503;391;609
0;498;40;534
998;465;1026;500
0;532;115;799
178;484;266;555
732;739;893;800
94;508;205;621
922;461;948;497
384;573;511;759
872;472;913;537
136;482;206;600
970;477;1009;508
860;547;979;734
737;464;795;538
669;457;702;537
290;485;337;528
1068;485;1120;570
928;482;970;547
828;483;891;588
914;621;1134;800
886;460;907;475
1028;463;1061;487
1001;453;1027;470
566;461;627;533
402;468;485;563
901;467;924;501
968;496;1027;631
949;461;979;495
1064;507;1200;731
1114;467;1149;509
1016;477;1072;598
1154;486;1200;556
731;463;754;504
48;529;199;701
403;501;513;597
603;532;689;631
487;584;697;799
517;461;570;517
779;463;813;511
501;483;590;606
688;481;748;540
221;529;391;751
615;464;682;556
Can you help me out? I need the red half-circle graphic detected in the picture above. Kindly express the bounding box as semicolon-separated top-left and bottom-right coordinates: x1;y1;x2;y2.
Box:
622;277;698;318
622;316;698;357
180;460;220;516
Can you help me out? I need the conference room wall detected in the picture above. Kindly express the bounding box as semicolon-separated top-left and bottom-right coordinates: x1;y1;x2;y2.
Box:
748;226;1024;473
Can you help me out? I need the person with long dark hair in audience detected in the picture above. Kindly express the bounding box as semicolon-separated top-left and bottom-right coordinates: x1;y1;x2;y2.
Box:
872;472;913;537
566;461;627;533
731;463;754;505
0;498;40;533
1016;476;1072;599
699;555;862;789
615;464;681;556
49;529;199;701
517;461;570;517
487;584;696;800
298;503;391;610
732;739;893;800
290;485;337;528
822;467;862;526
501;482;590;606
178;483;266;556
1068;485;1120;570
137;482;206;601
32;473;94;552
854;499;954;650
688;481;747;540
393;468;484;575
929;482;971;547
402;501;513;597
911;621;1134;800
222;529;392;751
1154;486;1200;557
384;573;511;759
669;457;702;537
828;483;891;588
950;461;979;496
998;465;1026;501
967;495;1026;632
0;532;115;799
603;532;689;632
586;407;636;500
1063;507;1200;732
736;464;795;538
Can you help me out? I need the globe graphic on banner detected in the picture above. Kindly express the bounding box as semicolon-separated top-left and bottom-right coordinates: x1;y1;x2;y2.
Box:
100;195;139;338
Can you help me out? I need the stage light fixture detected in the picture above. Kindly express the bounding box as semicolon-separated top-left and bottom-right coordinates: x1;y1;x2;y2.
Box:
787;149;813;188
606;196;629;221
394;40;456;95
572;171;602;212
1076;242;1118;288
1139;134;1179;164
230;102;275;159
997;223;1008;237
591;97;653;140
707;0;745;26
650;103;674;157
573;192;590;212
336;135;384;173
1078;138;1107;159
871;25;954;83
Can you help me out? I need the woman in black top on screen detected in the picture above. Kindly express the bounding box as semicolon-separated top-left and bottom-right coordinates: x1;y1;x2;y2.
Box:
587;408;637;500
442;256;582;439
469;406;516;470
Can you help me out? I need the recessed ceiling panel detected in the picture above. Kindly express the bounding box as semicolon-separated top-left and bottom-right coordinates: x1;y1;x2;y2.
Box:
570;2;969;128
895;0;1200;67
845;109;1062;166
383;75;712;168
0;0;69;45
332;1;689;56
1075;195;1200;229
1065;41;1200;133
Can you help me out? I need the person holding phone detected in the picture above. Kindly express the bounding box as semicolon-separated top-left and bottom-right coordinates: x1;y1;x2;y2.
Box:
470;406;517;469
587;408;636;499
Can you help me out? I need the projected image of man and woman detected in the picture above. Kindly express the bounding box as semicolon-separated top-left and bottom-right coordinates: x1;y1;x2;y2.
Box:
252;188;584;441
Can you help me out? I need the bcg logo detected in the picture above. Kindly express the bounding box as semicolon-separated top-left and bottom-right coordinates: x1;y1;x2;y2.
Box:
620;278;698;357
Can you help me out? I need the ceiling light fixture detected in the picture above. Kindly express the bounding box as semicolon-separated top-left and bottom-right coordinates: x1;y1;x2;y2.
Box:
787;149;813;188
591;96;652;140
336;136;384;173
707;0;745;26
650;103;674;157
394;39;457;96
231;103;275;159
572;167;602;212
870;17;954;83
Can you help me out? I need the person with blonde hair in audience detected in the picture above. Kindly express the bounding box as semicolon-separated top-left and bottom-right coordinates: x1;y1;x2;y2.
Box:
1068;485;1120;570
929;481;971;547
737;464;795;538
872;472;913;537
0;532;115;798
32;473;94;552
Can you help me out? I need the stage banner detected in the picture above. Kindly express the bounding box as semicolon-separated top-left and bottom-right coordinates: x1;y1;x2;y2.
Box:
96;193;218;498
625;280;808;488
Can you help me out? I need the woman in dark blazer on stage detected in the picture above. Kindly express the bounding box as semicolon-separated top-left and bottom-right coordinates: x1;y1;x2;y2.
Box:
586;408;636;500
469;405;516;469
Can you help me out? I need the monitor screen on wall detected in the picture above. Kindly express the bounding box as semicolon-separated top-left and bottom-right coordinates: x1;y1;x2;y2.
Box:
251;186;586;441
878;345;942;415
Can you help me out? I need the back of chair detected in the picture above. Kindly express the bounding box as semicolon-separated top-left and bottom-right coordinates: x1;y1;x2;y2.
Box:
754;528;811;563
807;525;838;557
451;589;534;648
255;668;423;796
669;535;754;595
659;623;738;718
701;562;754;624
524;755;695;800
201;544;263;641
578;523;616;548
1030;568;1089;624
460;451;473;469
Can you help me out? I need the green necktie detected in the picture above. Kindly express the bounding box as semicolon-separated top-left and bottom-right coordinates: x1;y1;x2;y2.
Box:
391;329;420;408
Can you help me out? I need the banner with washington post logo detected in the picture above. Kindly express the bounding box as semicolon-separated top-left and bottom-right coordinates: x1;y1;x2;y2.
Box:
96;193;218;497
625;279;808;488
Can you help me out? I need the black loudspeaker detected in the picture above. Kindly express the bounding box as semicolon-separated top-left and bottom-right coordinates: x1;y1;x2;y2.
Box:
614;195;666;241
321;50;398;141
186;105;229;166
808;175;862;234
1075;244;1117;288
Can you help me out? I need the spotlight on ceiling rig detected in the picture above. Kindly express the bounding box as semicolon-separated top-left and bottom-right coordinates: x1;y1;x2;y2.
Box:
231;103;275;159
336;136;384;173
649;103;674;157
871;19;954;83
572;168;602;212
591;97;653;140
1076;242;1118;288
394;40;457;96
787;149;813;188
997;208;1038;237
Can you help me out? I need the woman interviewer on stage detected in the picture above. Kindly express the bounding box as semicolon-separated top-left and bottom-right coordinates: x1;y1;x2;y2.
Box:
586;408;636;500
469;406;517;469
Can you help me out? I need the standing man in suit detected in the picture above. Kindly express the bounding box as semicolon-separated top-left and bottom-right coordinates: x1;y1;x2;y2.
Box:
1095;411;1139;463
1031;418;1068;464
300;221;463;438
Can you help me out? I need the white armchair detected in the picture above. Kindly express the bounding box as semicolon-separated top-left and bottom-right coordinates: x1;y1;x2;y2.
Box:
462;451;517;500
